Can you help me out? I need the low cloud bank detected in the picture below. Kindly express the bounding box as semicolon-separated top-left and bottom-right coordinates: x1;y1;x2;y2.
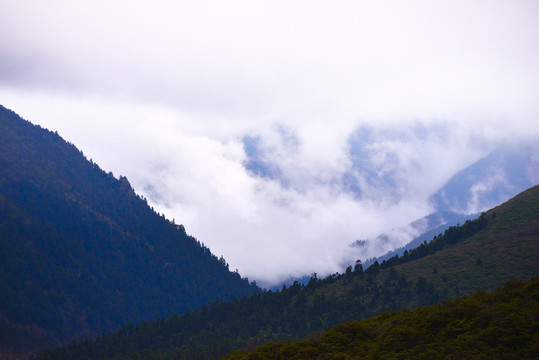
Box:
1;0;538;286
4;93;533;286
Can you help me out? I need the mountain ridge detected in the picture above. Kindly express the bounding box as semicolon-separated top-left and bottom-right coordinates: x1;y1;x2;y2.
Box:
0;105;258;353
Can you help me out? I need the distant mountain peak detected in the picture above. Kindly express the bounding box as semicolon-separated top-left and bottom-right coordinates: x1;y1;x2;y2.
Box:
430;139;539;214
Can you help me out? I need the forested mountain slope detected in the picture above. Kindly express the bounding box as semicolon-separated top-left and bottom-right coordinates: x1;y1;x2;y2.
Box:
34;185;539;360
359;210;478;269
224;276;539;360
0;105;258;353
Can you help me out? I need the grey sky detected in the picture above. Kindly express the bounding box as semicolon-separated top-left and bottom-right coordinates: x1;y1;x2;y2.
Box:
1;0;538;286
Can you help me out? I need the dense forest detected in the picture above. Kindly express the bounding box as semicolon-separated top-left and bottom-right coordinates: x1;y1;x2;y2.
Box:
32;185;539;360
224;276;539;360
0;105;258;353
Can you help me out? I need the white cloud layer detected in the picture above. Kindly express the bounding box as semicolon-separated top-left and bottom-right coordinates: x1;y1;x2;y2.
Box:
1;0;538;286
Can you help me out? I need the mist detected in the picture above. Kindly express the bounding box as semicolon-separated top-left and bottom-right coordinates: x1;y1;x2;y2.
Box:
1;0;538;286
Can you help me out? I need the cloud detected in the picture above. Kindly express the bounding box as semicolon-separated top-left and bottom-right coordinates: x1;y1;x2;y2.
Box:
1;1;539;286
2;1;538;122
429;140;539;214
1;90;524;286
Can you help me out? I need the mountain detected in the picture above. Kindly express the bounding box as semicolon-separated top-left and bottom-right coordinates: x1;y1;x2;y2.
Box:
355;140;538;268
33;184;539;360
430;140;539;214
0;105;258;354
352;210;478;268
224;276;539;360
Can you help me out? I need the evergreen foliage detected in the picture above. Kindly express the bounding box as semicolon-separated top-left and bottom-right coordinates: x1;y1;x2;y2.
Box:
224;276;539;359
0;105;258;352
32;184;539;360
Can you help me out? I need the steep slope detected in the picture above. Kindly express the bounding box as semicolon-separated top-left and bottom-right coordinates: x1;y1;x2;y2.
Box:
33;185;539;360
224;276;539;360
0;105;258;353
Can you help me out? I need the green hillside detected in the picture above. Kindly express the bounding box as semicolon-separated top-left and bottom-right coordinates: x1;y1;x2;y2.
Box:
224;276;539;360
0;105;258;354
321;183;539;302
33;185;539;360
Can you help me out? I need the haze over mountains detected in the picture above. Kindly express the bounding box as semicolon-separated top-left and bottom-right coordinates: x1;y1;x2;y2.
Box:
348;137;539;266
18;107;538;288
280;136;539;286
2;0;538;287
430;141;539;214
3;104;538;288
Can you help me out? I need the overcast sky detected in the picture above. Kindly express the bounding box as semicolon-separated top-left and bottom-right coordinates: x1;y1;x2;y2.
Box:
1;0;538;286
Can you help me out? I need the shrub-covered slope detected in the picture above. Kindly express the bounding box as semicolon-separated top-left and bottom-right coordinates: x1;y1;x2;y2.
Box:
0;105;258;352
33;185;539;360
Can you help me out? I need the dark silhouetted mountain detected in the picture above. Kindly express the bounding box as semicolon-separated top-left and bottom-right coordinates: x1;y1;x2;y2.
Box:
34;185;539;360
0;105;258;354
